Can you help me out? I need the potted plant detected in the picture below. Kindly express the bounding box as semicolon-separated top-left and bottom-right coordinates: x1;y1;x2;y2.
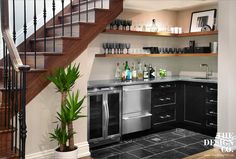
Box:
48;64;86;159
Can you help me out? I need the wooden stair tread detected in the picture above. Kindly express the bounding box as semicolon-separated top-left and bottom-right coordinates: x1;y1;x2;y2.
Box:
30;36;81;42
0;148;19;159
59;8;108;18
46;21;96;29
19;52;64;56
0;66;47;72
0;126;15;133
72;0;100;6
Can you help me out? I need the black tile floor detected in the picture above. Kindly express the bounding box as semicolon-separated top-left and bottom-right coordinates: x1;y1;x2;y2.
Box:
91;128;214;159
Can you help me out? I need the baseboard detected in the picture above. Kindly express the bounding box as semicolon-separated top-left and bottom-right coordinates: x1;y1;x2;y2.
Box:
26;141;90;159
214;133;236;152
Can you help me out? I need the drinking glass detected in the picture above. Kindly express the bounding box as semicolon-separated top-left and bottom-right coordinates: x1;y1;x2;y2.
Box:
127;20;132;31
125;43;131;54
110;20;115;30
121;20;127;30
103;43;107;54
115;19;121;30
119;43;125;54
115;43;119;54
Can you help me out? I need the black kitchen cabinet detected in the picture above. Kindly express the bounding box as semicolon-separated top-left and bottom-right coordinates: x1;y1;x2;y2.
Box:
151;82;177;128
184;82;205;126
151;81;217;136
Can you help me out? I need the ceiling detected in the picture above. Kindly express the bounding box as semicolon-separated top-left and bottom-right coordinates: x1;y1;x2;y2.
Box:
124;0;218;12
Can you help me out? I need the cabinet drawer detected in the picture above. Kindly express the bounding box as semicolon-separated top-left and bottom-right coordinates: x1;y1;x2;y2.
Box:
152;105;176;125
206;116;217;128
206;104;217;117
153;82;176;90
152;91;176;106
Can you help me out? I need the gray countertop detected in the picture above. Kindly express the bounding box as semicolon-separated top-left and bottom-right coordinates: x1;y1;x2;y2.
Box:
88;76;217;88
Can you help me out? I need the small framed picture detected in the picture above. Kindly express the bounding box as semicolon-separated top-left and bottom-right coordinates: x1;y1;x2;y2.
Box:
189;9;217;32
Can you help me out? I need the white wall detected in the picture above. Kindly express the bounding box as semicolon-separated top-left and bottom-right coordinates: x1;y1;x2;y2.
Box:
218;0;236;144
26;50;90;158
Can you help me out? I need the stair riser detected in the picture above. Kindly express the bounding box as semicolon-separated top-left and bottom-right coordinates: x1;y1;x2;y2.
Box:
47;24;80;37
0;110;11;128
20;55;45;69
72;0;102;12
31;40;63;52
0;132;12;153
60;11;95;24
0;90;21;108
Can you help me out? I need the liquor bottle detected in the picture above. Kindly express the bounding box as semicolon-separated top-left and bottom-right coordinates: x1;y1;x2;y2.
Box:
150;19;158;32
137;62;143;80
125;61;132;80
121;63;126;81
149;64;156;79
115;62;121;80
131;63;137;80
143;64;149;79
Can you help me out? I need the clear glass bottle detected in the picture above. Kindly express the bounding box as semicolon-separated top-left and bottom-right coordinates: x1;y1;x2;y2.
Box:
131;63;137;80
150;19;158;32
137;62;143;80
114;62;121;80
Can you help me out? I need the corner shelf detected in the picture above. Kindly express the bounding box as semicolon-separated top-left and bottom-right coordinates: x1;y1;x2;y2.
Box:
95;53;218;58
102;29;218;37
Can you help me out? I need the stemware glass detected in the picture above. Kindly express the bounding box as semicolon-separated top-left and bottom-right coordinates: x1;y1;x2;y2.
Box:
127;20;132;31
110;43;115;54
115;43;119;54
103;43;107;54
110;20;115;30
119;43;125;54
115;19;121;30
125;43;131;54
108;43;112;54
123;20;128;30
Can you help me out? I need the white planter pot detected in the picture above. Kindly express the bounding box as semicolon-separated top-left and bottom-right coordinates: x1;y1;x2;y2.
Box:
54;147;78;159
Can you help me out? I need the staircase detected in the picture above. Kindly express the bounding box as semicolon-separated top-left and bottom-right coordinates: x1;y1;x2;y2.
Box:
0;0;123;158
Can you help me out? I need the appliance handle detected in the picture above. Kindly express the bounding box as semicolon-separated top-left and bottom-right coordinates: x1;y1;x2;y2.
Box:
103;99;108;134
123;113;152;120
123;87;153;92
105;100;110;128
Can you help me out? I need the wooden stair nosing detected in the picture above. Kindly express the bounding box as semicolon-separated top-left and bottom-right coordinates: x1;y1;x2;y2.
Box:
29;36;81;42
19;52;64;56
46;21;96;29
0;67;48;73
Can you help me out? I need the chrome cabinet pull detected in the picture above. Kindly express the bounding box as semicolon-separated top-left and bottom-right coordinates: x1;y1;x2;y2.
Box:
209;99;217;103
209;123;217;127
123;113;152;120
209;88;217;91
160;114;171;119
209;111;217;115
159;98;165;101
123;87;152;92
166;97;171;101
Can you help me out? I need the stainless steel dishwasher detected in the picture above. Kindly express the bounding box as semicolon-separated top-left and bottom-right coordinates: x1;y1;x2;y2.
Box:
122;84;152;135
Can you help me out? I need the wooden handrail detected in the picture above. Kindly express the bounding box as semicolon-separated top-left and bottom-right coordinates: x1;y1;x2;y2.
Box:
1;0;30;72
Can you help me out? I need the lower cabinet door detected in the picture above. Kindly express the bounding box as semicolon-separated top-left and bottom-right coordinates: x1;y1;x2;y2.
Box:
184;82;205;126
152;105;176;126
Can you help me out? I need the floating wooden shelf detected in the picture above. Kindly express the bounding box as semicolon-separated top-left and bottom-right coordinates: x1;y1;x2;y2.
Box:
95;53;218;58
103;29;218;37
